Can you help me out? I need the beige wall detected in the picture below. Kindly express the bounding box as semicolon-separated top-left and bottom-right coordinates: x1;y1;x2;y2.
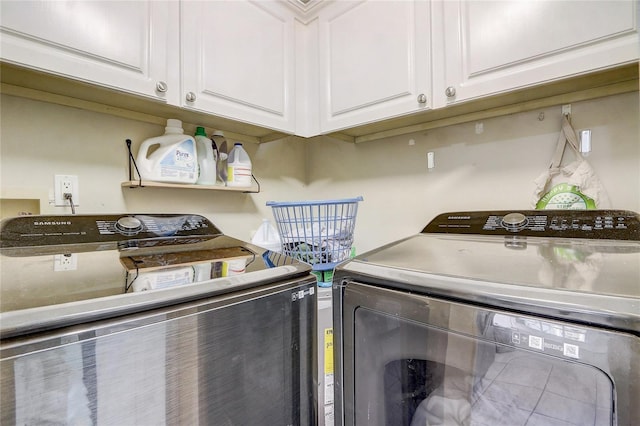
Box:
0;94;310;242
1;91;639;253
306;92;640;252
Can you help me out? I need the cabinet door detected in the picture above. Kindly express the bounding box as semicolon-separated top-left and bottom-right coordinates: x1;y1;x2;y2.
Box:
318;0;431;133
0;1;174;102
434;0;639;106
181;1;295;133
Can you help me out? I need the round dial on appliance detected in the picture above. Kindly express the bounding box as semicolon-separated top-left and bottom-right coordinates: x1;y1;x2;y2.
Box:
501;212;528;231
115;216;143;235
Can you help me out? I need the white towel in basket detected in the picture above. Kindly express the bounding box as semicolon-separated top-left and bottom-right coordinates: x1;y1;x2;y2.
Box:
282;220;353;264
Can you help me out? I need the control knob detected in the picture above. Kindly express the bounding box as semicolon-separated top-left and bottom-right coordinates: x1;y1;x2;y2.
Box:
502;212;528;232
115;216;143;236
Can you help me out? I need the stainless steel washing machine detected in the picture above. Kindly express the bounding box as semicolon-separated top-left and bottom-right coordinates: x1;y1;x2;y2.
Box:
0;214;317;425
333;210;639;426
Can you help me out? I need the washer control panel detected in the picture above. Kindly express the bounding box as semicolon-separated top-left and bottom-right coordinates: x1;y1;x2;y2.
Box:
1;214;222;248
422;210;640;240
98;214;214;237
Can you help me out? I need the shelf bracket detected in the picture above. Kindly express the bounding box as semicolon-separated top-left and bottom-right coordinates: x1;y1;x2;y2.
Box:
126;139;143;187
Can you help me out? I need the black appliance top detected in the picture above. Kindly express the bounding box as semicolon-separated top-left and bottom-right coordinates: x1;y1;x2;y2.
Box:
0;213;223;249
0;214;312;338
422;209;639;240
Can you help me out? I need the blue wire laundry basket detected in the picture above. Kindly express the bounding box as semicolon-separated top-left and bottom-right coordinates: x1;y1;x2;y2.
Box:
266;197;363;270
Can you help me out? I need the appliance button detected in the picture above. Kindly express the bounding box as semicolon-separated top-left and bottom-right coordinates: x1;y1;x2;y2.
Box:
502;212;528;231
504;236;527;250
118;240;139;249
115;216;143;235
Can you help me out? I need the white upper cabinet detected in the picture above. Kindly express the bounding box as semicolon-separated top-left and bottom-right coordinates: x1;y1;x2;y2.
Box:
0;1;174;102
318;0;431;133
433;0;639;107
1;0;637;138
180;1;296;133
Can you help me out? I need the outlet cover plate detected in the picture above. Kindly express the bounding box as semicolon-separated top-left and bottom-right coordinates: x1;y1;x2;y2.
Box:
54;254;78;271
54;175;79;206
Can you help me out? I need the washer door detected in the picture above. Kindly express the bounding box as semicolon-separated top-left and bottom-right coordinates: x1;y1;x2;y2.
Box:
335;282;637;426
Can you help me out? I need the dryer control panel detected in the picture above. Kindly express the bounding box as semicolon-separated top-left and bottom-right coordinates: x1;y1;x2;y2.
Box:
422;210;640;240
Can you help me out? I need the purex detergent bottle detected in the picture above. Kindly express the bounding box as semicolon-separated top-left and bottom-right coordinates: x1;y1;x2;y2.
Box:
136;119;198;184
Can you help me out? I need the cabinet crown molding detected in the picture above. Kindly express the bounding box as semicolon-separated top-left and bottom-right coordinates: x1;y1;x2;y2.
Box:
284;0;329;20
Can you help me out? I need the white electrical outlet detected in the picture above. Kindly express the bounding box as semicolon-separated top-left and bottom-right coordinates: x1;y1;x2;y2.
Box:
54;254;78;271
54;175;80;207
427;151;435;169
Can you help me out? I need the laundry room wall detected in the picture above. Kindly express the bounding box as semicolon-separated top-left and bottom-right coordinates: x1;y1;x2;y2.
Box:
305;92;640;252
0;94;310;242
1;91;638;252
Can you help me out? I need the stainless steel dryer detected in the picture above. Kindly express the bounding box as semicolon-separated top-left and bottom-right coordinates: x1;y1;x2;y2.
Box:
0;214;317;425
333;210;639;426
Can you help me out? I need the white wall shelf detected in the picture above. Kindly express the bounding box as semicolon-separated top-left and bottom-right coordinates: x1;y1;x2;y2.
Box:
121;180;259;194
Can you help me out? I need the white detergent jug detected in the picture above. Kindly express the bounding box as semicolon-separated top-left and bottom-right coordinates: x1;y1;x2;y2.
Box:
131;266;195;292
222;259;246;276
226;143;252;187
194;126;217;185
251;218;281;252
136;119;198;184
